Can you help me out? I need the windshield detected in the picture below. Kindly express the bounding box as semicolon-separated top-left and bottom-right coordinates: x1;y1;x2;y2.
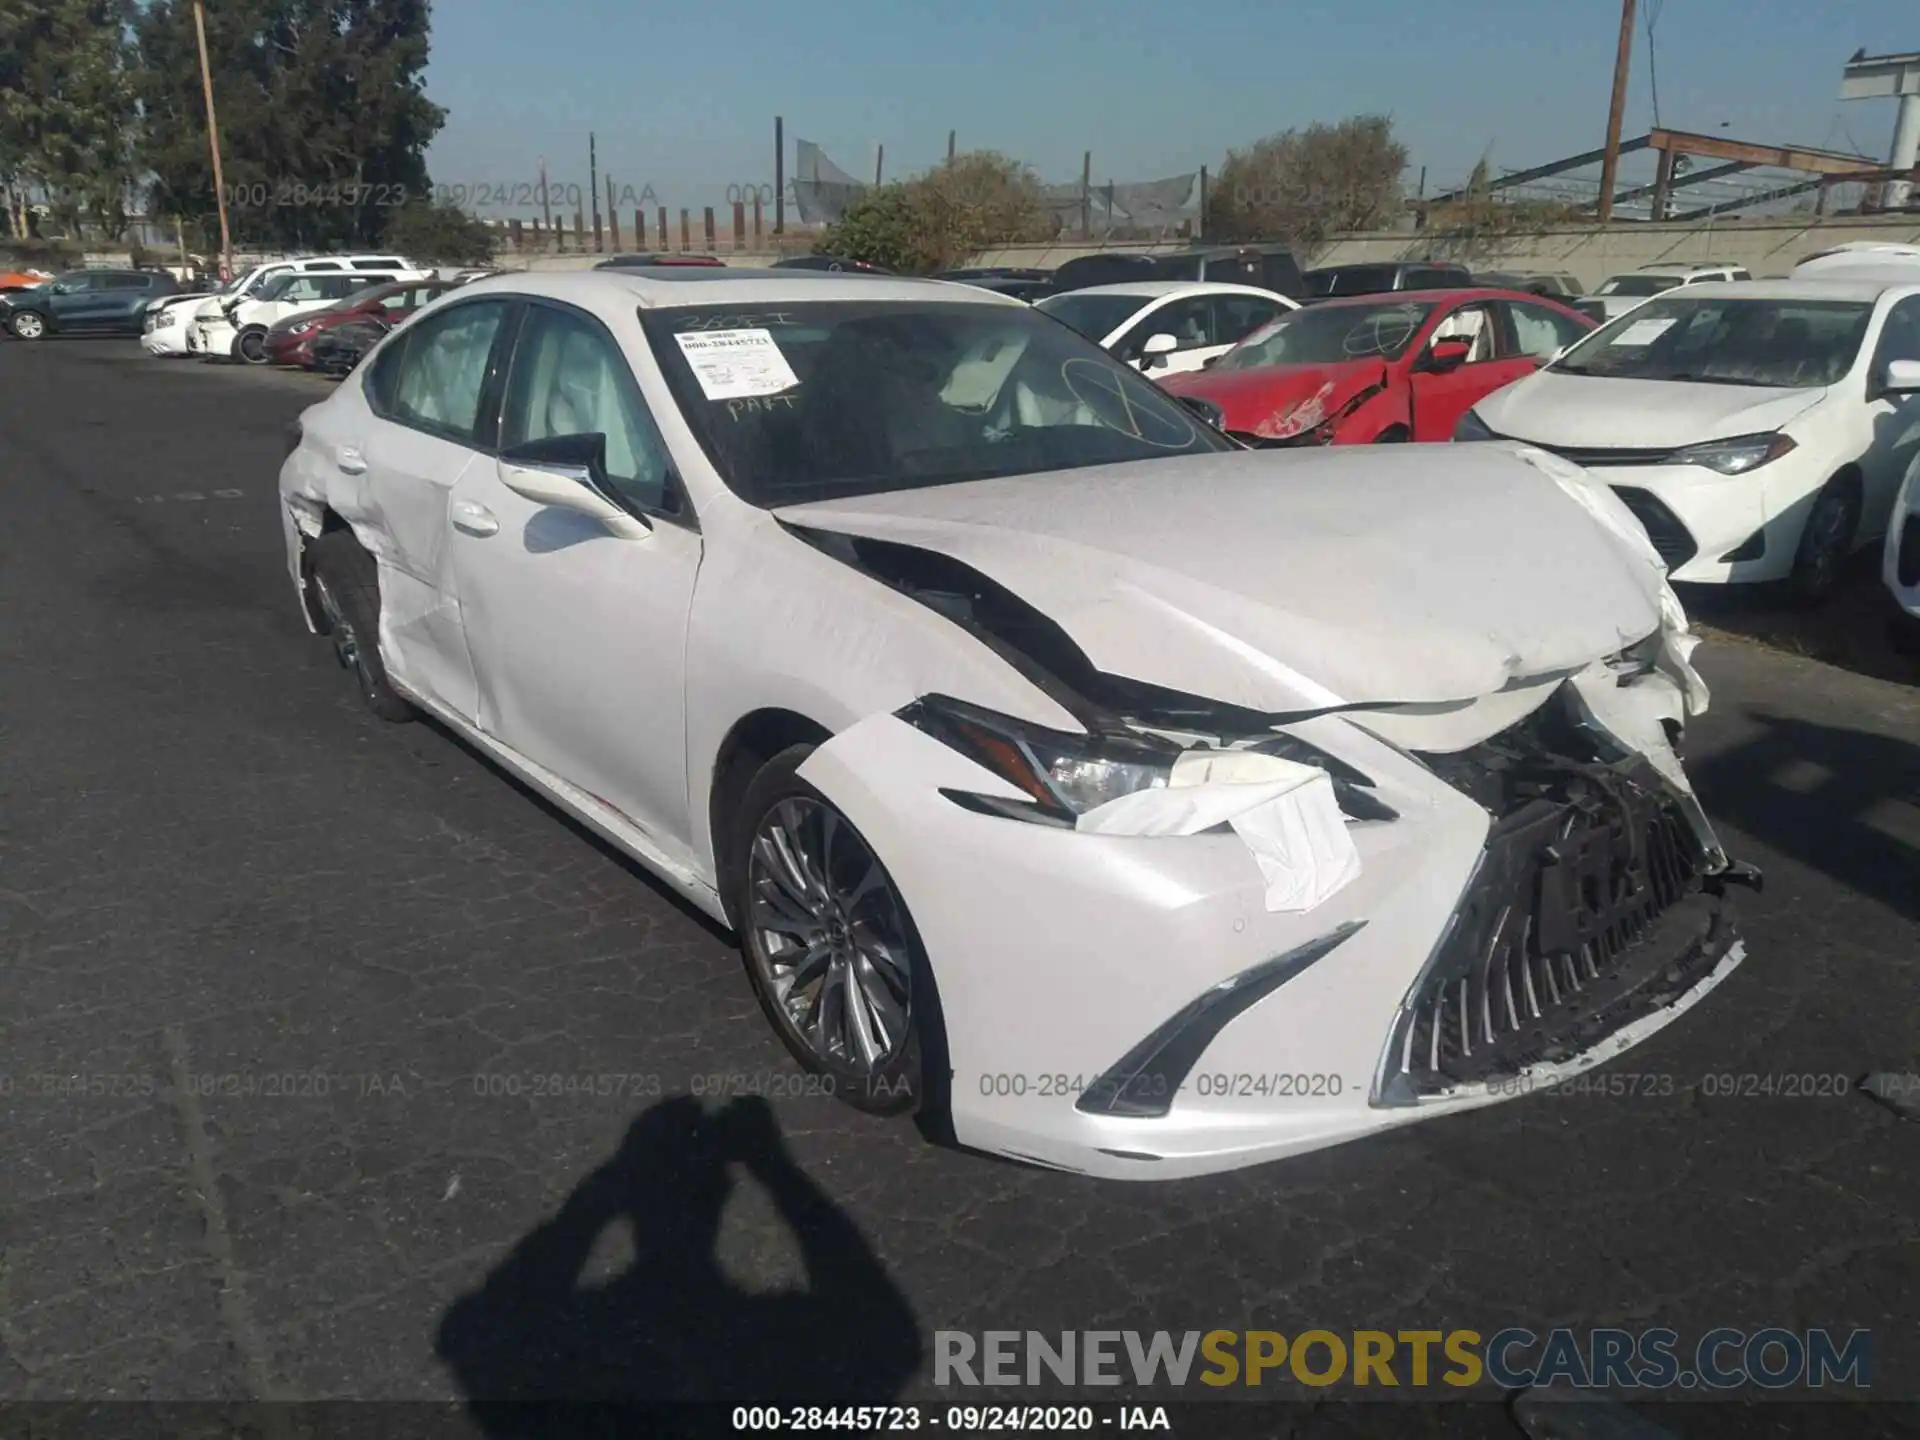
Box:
1598;275;1680;297
1214;299;1435;370
1305;265;1399;297
255;273;309;301
1033;291;1146;340
1553;295;1871;388
641;300;1235;508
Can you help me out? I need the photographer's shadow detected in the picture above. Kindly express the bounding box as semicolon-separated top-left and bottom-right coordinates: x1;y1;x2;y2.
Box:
436;1095;922;1430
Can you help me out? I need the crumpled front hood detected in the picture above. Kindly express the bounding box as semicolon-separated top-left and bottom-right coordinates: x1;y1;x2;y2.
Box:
1161;361;1385;438
775;446;1665;713
1478;370;1826;448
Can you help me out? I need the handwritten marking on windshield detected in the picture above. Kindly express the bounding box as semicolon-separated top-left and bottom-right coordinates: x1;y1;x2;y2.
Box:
680;312;797;331
726;394;799;420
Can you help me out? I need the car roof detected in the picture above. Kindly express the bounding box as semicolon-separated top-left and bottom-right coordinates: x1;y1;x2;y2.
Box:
1036;280;1285;300
1650;277;1915;302
1305;285;1549;308
1306;260;1464;273
1633;263;1740;275
453;267;1026;309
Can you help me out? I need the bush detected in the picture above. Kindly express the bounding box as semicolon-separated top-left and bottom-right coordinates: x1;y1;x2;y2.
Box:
0;235;85;268
383;200;496;265
816;151;1056;273
1207;116;1408;248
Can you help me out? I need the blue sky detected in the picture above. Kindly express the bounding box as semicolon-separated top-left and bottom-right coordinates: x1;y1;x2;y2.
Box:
422;0;1920;217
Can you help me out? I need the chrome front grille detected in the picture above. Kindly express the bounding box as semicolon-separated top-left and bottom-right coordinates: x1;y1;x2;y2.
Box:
1376;694;1740;1103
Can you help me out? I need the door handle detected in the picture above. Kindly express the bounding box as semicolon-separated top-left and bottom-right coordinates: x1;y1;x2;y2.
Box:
336;447;368;475
450;499;499;537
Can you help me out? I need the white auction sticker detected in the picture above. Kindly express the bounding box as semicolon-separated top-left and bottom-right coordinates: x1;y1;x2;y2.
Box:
1609;317;1676;347
673;328;801;400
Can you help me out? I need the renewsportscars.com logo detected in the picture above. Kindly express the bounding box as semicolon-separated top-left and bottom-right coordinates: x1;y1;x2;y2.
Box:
935;1327;1873;1391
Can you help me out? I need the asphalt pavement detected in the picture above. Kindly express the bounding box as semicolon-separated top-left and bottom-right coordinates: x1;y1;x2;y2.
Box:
2;338;1918;1439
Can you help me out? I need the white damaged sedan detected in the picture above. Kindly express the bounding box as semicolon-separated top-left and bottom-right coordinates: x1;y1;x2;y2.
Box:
278;269;1757;1180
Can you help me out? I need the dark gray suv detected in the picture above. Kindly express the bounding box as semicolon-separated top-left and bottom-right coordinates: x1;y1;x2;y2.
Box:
2;269;181;340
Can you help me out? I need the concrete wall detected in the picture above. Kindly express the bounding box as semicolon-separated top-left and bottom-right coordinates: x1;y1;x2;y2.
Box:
970;213;1920;289
80;213;1920;286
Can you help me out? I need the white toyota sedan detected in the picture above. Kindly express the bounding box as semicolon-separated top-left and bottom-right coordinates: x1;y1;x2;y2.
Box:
1461;279;1920;603
279;269;1754;1180
1034;281;1297;377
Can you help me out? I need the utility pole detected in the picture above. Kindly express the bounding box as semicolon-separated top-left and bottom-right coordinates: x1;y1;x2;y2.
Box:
774;116;785;235
191;1;233;280
1595;0;1637;223
538;155;552;234
589;133;601;250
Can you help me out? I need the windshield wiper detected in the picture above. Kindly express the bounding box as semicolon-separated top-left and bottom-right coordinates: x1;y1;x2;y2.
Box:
1660;372;1774;387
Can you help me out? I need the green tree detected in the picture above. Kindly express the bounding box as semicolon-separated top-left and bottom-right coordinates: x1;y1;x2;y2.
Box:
0;0;140;241
816;150;1055;273
1206;115;1408;248
385;198;494;264
132;0;446;252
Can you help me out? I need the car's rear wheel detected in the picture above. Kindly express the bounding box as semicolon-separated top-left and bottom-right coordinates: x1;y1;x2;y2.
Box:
10;310;47;340
308;530;414;722
236;326;270;364
1784;478;1859;607
732;746;939;1118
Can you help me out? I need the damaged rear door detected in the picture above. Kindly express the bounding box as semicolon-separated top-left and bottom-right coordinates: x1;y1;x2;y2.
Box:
353;296;515;719
448;298;703;854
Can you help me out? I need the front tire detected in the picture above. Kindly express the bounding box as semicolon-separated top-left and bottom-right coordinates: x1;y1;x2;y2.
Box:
10;310;47;340
731;745;939;1117
308;530;414;722
236;326;270;365
1784;479;1860;607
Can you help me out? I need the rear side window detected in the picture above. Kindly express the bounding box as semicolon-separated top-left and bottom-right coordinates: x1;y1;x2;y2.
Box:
354;258;406;270
104;273;153;290
1259;252;1305;297
383;299;513;445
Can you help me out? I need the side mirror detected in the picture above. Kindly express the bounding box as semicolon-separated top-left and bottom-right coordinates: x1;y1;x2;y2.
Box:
1173;394;1225;429
497;433;651;538
1139;332;1179;367
1420;337;1473;372
1879;358;1920;397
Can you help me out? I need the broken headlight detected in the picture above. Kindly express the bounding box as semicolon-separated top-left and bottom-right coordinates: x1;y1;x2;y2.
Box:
901;695;1396;825
900;695;1178;819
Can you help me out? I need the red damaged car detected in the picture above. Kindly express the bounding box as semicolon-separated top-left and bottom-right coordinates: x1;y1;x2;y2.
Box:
264;277;459;369
1159;287;1593;445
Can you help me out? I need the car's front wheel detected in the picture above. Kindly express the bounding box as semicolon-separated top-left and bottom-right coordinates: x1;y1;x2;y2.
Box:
732;746;939;1117
308;530;414;722
1785;478;1860;606
9;310;47;340
235;326;270;364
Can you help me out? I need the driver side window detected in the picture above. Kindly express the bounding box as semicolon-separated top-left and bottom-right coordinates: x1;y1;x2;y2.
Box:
1121;297;1212;359
1428;303;1496;363
500;305;674;513
1872;297;1920;371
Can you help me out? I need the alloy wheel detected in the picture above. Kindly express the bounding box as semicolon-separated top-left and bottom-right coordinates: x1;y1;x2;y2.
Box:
743;797;913;1075
12;311;45;339
1798;492;1854;600
238;329;268;364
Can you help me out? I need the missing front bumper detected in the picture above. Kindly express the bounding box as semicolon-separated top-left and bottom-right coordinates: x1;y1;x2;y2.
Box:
1374;696;1753;1106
